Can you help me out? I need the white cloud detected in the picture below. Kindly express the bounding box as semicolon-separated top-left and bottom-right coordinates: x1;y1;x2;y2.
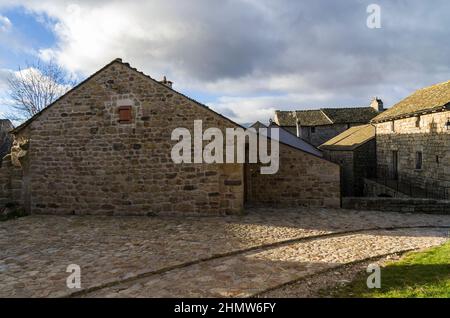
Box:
210;92;335;124
0;1;450;124
0;14;11;32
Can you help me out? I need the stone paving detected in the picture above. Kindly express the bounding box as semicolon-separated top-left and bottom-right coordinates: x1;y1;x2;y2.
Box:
0;208;449;297
84;228;448;297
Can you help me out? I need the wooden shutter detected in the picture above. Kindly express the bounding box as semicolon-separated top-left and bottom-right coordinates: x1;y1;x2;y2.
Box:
118;106;132;123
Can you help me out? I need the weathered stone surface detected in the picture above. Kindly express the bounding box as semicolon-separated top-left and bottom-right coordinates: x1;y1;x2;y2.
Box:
0;207;449;297
246;144;341;208
343;196;450;214
5;60;341;215
0;119;13;164
375;110;450;197
85;228;447;298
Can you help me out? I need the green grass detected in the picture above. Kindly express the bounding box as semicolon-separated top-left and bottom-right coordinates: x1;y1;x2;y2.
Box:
331;242;450;298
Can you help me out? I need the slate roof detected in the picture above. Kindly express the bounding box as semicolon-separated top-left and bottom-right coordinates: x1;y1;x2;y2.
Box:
373;80;450;122
249;121;267;129
259;122;323;157
319;124;375;151
275;107;378;127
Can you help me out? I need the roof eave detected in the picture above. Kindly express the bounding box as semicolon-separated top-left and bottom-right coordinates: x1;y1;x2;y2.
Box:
371;104;448;124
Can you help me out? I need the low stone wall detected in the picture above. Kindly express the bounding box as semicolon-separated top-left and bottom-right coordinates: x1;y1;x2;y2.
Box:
342;197;450;214
246;143;341;208
364;178;410;198
0;155;23;207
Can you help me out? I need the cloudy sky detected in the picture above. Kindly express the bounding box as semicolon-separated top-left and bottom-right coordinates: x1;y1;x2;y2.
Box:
0;0;449;124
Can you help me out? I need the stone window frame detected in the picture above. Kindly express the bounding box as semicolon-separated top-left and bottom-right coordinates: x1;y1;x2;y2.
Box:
415;116;421;128
415;151;423;170
310;126;316;133
390;120;395;132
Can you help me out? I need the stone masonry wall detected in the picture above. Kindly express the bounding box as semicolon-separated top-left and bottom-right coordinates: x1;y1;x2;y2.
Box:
376;110;450;197
342;197;450;215
322;149;353;197
246;144;341;208
0;155;23;207
0;119;13;165
353;140;376;195
15;61;244;216
322;140;376;197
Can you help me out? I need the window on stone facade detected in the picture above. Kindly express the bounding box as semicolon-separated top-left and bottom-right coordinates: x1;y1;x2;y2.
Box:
311;126;316;133
415;151;423;170
118;106;132;123
391;121;395;132
415;116;421;128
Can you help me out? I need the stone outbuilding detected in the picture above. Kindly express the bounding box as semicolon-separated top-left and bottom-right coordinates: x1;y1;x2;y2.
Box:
0;59;340;215
371;80;450;199
320;124;376;197
274;99;382;147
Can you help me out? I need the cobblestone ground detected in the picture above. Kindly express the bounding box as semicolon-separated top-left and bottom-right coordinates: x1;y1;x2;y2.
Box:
0;208;449;297
85;228;447;297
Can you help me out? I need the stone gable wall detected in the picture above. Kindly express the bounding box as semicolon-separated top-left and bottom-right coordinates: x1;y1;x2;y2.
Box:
375;110;450;196
322;140;376;197
15;62;245;216
322;149;353;197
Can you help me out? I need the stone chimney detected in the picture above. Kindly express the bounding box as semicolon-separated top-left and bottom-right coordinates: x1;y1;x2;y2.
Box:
371;97;384;112
159;76;173;88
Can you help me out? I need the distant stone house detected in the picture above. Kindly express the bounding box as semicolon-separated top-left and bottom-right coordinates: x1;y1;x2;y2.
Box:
0;59;340;215
0;119;14;165
273;99;382;147
319;124;376;197
371;80;450;199
250;121;323;157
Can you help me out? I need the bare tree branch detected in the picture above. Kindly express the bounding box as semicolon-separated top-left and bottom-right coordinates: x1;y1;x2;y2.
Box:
6;59;76;122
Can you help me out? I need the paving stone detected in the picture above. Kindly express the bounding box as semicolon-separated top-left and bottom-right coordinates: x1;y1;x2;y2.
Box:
0;207;449;297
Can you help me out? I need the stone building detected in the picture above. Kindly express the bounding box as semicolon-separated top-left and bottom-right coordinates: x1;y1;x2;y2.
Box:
273;99;382;147
250;121;323;157
0;59;340;216
0;119;14;165
319;124;376;197
371;80;450;199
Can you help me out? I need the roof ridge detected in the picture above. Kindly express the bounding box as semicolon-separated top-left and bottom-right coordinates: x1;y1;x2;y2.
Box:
321;106;371;110
417;79;450;92
11;58;245;134
278;106;371;112
11;58;123;133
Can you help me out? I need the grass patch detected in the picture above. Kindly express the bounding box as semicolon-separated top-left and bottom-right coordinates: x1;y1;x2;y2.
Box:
329;242;450;298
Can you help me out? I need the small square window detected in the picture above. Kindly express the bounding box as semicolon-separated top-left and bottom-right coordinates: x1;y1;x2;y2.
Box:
415;151;423;170
118;106;132;123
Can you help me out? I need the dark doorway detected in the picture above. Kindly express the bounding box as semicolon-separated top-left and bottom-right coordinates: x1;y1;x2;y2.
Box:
392;150;399;180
